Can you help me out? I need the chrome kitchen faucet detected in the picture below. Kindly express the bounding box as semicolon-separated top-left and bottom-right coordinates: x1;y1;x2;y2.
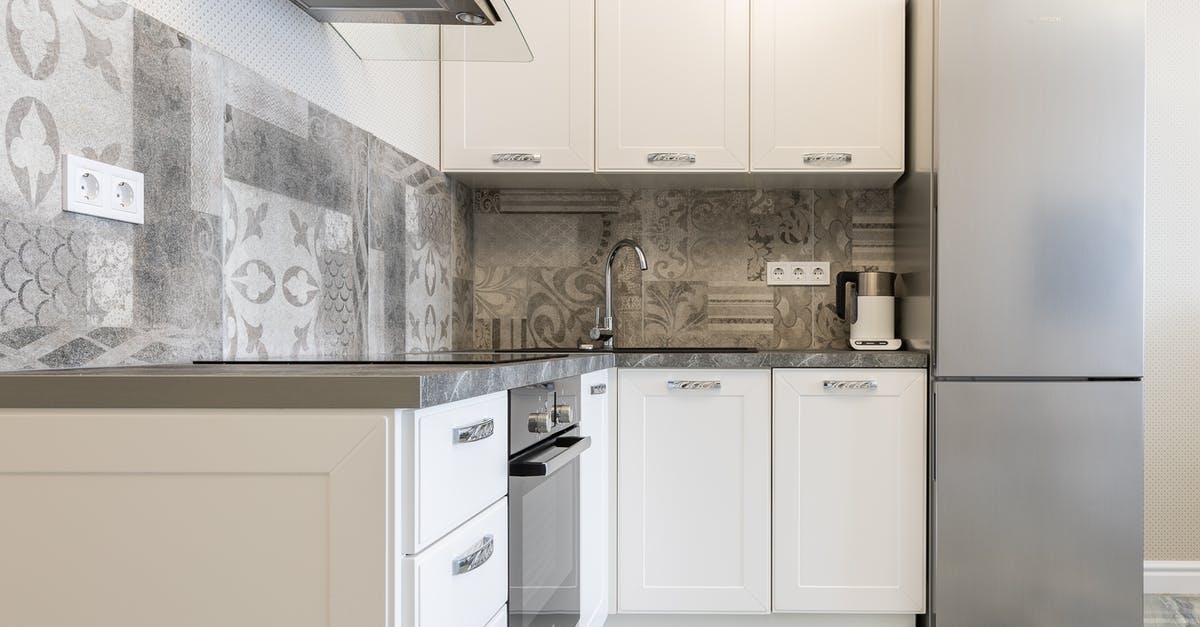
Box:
590;239;648;349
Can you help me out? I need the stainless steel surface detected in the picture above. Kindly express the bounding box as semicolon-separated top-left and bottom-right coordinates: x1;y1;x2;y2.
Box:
646;152;698;164
934;381;1143;627
836;271;896;324
509;376;580;458
822;379;879;392
491;152;542;164
509;433;592;477
666;380;721;391
802;152;853;165
452;534;496;575
935;0;1145;378
291;0;500;24
592;240;648;349
453;418;495;443
527;411;552;434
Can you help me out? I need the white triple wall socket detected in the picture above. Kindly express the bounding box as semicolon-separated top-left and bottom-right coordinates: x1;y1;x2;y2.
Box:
62;154;144;224
766;261;831;286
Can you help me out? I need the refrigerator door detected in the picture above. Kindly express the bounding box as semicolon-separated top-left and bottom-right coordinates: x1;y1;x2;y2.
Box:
935;0;1144;378
933;381;1143;627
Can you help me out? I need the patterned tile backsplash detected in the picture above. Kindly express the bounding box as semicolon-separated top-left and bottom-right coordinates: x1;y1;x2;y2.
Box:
0;1;470;369
0;1;893;368
472;189;895;350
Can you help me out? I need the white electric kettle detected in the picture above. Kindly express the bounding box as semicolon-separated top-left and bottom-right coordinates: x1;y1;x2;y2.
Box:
835;271;902;351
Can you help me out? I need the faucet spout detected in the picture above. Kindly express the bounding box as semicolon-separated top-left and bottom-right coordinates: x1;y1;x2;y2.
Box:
592;239;648;349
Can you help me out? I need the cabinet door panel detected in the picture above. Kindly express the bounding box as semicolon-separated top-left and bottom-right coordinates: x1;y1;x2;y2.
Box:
773;369;926;613
442;0;594;171
750;0;904;172
0;410;388;627
597;0;750;171
617;369;770;613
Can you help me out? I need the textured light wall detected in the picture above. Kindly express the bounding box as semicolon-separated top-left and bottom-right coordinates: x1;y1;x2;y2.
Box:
130;0;440;166
1145;0;1200;561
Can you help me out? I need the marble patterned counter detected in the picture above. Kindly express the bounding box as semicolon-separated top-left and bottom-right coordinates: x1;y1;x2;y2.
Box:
0;351;926;409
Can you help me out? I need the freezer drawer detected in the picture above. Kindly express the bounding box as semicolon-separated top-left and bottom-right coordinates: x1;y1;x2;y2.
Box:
933;381;1142;627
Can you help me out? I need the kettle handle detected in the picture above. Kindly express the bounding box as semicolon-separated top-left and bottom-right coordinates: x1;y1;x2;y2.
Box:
836;272;858;324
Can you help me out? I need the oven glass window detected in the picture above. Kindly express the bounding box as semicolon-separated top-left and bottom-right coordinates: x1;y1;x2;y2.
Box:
509;456;580;627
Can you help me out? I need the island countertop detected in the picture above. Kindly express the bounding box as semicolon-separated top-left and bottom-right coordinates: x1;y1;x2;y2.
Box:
0;350;928;409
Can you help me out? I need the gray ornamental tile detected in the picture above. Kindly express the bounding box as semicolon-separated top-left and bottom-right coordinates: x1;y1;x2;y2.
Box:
0;326;55;349
526;267;603;348
642;280;708;347
0;0;133;223
38;336;106;369
87;326;139;348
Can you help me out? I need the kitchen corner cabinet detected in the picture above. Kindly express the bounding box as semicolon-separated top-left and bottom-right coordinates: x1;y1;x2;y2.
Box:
0;409;389;627
750;0;905;178
441;0;595;172
772;369;926;613
616;369;770;613
596;0;750;172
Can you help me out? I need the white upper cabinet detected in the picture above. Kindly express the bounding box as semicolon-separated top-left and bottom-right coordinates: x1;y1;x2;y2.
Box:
596;0;750;172
750;0;905;177
441;0;595;172
617;369;770;613
772;369;926;614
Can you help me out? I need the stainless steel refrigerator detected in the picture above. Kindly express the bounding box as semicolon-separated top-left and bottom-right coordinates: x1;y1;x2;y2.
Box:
897;1;1145;625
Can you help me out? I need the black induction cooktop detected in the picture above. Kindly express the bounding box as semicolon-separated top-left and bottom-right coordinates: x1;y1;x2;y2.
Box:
195;352;569;366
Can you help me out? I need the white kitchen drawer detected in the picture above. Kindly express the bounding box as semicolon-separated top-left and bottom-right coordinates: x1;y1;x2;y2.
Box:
400;392;508;554
401;498;509;627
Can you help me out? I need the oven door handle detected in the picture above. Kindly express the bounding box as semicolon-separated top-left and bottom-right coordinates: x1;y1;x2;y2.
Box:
510;435;592;478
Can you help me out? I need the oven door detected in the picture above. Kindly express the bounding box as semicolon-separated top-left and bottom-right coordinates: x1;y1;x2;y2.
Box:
509;428;591;627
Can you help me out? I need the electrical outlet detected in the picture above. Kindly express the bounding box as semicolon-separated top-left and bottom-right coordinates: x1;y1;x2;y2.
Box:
62;154;144;224
766;261;831;286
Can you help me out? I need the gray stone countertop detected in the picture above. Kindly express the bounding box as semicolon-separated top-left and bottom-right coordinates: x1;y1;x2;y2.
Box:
615;350;928;369
0;354;615;409
0;350;926;409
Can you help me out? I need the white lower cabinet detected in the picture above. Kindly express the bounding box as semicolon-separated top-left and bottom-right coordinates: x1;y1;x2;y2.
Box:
616;369;771;613
399;391;509;554
0;409;390;627
772;369;927;613
401;498;509;627
581;369;614;626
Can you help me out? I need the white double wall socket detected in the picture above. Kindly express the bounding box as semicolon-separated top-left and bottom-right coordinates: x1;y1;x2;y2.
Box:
766;261;831;286
62;154;144;224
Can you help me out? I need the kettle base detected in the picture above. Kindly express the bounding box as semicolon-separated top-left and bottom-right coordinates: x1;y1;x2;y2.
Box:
850;339;903;351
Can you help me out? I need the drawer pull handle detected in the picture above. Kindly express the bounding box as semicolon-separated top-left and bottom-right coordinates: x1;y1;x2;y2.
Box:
492;152;541;164
453;419;495;444
590;384;607;395
667;380;721;391
803;152;853;166
451;534;494;575
823;380;879;392
647;152;697;165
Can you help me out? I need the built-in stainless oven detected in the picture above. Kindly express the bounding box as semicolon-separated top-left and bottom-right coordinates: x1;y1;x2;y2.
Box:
508;376;590;627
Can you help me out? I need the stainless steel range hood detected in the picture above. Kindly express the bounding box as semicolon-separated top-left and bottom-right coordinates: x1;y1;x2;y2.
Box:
290;0;501;26
292;0;531;62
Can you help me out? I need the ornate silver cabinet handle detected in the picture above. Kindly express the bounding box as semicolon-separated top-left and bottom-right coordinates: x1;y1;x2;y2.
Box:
453;418;495;443
803;152;853;166
590;384;607;395
647;152;697;165
667;380;722;391
492;153;542;164
451;534;494;575
823;380;879;392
